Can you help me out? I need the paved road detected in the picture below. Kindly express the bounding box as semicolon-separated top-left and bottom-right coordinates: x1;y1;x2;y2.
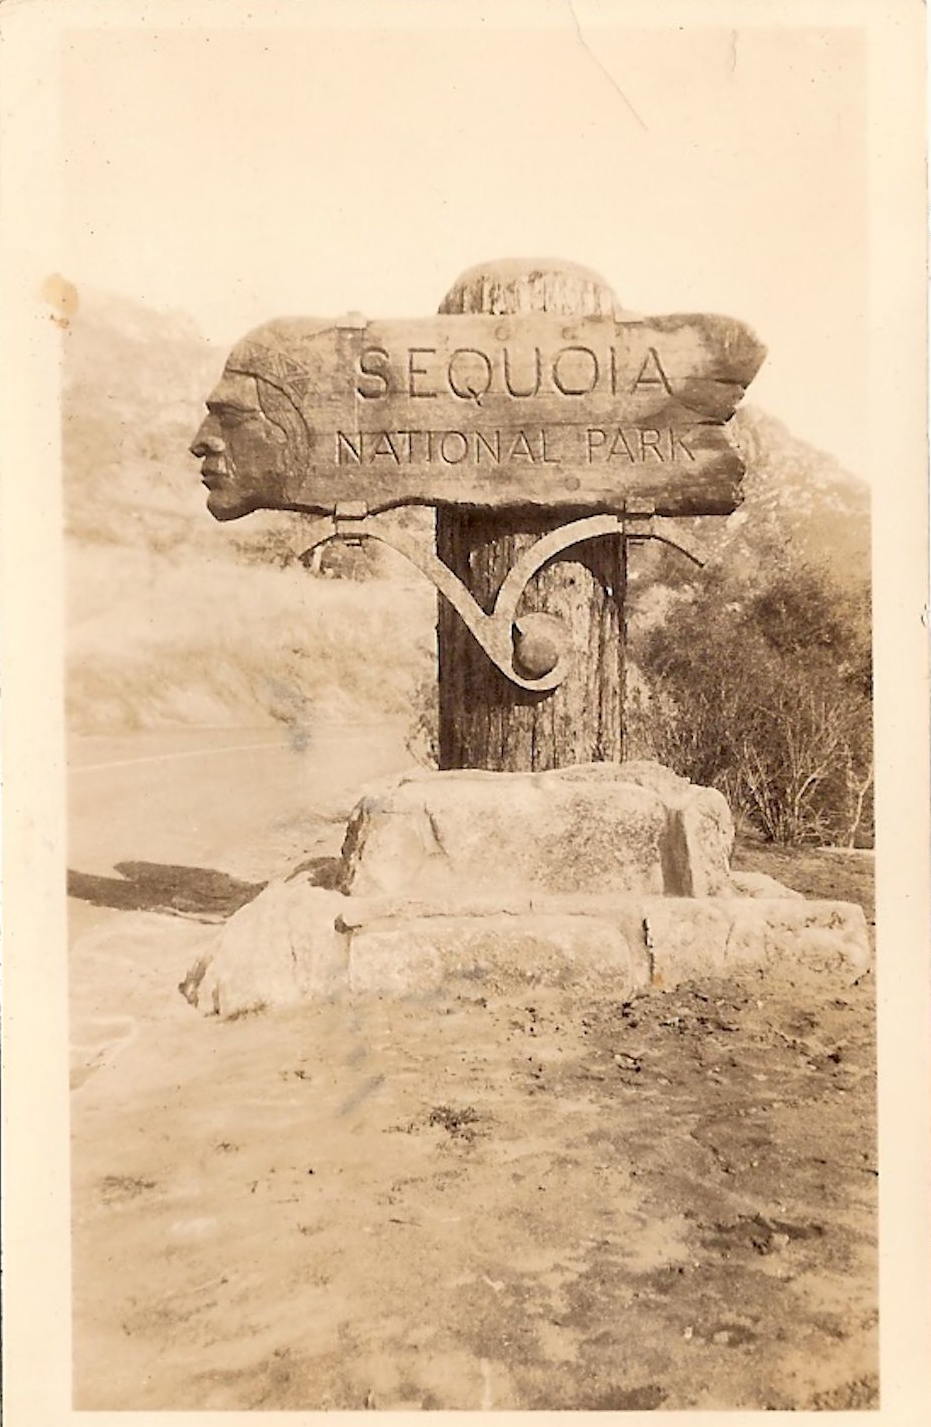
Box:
68;722;412;881
67;722;414;1087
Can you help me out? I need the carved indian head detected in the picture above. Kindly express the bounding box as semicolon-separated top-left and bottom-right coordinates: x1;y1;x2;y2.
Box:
189;320;319;520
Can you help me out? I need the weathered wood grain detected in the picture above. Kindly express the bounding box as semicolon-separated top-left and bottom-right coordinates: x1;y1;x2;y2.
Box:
434;262;633;771
215;310;764;517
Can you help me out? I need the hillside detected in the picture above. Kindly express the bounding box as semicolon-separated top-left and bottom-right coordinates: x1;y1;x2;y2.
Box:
627;406;870;617
63;288;435;733
729;406;871;579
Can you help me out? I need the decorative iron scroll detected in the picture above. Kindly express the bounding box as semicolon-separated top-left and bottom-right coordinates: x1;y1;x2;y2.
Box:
298;506;704;692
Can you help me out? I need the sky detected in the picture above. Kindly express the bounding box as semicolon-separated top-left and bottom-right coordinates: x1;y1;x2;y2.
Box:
60;17;868;477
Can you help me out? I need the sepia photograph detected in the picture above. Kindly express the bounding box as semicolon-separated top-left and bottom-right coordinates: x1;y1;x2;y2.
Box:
2;0;928;1421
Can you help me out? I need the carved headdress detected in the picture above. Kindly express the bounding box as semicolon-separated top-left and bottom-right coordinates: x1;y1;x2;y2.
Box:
221;318;336;455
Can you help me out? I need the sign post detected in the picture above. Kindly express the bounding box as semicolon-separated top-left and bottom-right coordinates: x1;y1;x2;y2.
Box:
184;274;874;1021
190;258;765;771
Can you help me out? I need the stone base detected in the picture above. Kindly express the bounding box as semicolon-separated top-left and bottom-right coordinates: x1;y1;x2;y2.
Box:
179;761;872;1018
181;883;871;1019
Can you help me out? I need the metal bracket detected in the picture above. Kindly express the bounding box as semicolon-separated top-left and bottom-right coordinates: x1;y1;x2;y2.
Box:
333;500;369;544
299;507;705;692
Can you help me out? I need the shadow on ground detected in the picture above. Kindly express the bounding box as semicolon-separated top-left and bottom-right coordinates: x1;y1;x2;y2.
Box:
67;862;267;918
68;854;344;919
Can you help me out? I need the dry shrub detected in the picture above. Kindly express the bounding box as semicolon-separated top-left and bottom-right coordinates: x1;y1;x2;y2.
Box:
629;557;873;847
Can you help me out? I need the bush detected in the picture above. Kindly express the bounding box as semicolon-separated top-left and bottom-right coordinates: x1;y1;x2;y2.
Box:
629;553;873;847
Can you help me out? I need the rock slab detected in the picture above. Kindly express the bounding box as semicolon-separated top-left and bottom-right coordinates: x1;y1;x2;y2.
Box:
181;888;871;1019
339;761;734;901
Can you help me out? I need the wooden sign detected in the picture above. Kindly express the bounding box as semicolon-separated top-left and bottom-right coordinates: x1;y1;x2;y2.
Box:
193;310;765;520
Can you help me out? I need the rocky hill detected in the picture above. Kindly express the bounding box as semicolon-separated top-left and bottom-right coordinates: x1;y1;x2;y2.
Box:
63;288;219;550
729;406;870;580
627;405;870;616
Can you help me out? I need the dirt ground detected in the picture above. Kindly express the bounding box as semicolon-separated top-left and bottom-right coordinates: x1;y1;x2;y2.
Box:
70;809;877;1412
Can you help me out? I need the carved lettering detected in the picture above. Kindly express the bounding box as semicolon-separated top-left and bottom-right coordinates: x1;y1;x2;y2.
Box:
639;428;665;461
448;348;492;401
335;424;701;470
503;346;541;397
552;345;599;396
356;346;391;398
671;429;696;461
631;347;673;394
475;430;501;462
440;430;469;464
354;336;678;405
609;429;637;461
507;430;536;462
586;428;607;461
408;349;436;398
372;431;401;463
336;431;362;463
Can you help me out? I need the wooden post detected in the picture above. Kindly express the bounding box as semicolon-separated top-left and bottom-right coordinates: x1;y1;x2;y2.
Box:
436;259;628;772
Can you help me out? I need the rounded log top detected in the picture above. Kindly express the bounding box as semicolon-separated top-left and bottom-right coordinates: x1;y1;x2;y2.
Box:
438;257;621;318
